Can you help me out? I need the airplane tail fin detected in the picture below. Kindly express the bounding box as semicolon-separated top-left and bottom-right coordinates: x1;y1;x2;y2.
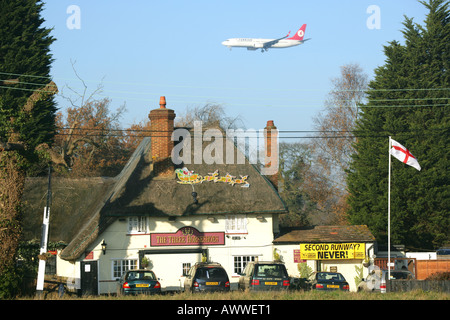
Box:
287;24;307;41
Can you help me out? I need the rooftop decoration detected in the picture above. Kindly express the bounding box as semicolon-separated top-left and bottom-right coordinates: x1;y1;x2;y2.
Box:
175;167;250;188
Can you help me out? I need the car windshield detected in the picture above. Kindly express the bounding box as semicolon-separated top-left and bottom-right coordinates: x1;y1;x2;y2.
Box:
126;271;155;281
255;264;287;278
317;272;345;281
390;272;411;279
195;267;227;279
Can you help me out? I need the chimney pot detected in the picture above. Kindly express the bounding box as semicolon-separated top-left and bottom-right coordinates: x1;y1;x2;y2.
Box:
159;96;166;108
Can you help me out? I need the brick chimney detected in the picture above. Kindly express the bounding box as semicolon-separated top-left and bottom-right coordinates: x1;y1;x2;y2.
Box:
264;120;279;190
148;96;176;177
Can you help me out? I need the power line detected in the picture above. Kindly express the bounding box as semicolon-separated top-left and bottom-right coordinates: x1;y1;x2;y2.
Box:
5;78;447;103
3;76;450;97
1;71;450;94
53;127;448;140
0;71;53;80
1;83;448;108
55;126;448;134
0;85;56;94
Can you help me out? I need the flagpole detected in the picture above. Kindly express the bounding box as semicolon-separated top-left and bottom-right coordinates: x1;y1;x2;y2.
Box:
388;136;392;283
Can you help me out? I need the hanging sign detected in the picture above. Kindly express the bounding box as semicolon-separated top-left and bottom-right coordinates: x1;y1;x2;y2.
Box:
300;243;366;260
150;226;225;247
175;167;250;187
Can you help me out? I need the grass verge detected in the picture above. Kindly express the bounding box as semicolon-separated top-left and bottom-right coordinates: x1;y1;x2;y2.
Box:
24;289;449;300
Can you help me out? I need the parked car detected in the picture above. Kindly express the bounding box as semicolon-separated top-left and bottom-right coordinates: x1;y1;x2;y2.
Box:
238;261;290;291
289;277;312;291
437;248;450;257
184;262;230;293
310;272;349;291
117;269;161;295
358;269;415;292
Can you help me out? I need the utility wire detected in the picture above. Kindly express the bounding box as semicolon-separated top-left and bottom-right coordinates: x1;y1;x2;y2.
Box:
1;83;448;108
4;79;447;104
1;71;450;93
55;127;448;134
53;128;448;140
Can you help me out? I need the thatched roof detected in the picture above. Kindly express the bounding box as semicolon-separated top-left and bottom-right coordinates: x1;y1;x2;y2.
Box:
22;177;114;245
23;133;287;261
273;225;375;244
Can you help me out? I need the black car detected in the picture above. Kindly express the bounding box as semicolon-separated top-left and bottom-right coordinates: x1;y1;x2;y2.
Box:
184;262;230;293
311;272;349;291
238;261;290;291
117;269;161;295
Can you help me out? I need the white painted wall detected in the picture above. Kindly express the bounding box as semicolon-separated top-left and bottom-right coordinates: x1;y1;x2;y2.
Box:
56;213;277;294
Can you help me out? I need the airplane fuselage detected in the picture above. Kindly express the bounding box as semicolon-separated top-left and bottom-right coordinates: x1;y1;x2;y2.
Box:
221;25;309;52
222;38;303;50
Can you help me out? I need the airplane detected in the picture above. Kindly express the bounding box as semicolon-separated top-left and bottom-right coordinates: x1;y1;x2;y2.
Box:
222;24;310;52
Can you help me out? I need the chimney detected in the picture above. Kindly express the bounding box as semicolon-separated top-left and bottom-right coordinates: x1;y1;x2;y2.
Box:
148;96;176;177
264;120;279;190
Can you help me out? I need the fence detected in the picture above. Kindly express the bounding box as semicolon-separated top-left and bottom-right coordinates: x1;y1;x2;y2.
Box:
416;260;450;280
388;280;450;293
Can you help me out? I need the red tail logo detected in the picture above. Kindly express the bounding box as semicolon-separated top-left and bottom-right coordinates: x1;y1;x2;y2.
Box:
287;24;307;41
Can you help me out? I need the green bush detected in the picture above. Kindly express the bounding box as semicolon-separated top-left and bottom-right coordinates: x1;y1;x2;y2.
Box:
425;272;450;281
0;266;22;299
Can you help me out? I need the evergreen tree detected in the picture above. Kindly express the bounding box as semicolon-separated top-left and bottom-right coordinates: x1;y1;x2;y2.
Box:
0;0;56;297
347;0;449;250
0;0;56;153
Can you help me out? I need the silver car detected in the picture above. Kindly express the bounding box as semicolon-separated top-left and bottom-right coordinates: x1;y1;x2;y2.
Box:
358;269;414;292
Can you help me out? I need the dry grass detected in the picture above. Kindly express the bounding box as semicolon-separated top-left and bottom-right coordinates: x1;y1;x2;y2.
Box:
27;289;449;300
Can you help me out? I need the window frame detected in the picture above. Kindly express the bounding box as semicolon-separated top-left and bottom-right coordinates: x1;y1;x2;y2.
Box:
232;255;256;276
112;259;138;280
127;216;149;234
225;214;248;234
182;263;192;277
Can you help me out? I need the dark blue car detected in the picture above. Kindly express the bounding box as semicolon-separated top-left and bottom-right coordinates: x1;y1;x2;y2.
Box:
184;262;230;293
117;269;161;295
311;272;349;291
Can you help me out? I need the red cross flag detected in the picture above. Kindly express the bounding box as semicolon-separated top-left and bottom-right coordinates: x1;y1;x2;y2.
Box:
390;139;421;171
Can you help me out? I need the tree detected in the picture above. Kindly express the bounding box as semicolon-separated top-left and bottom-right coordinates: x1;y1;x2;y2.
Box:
304;64;368;225
121;120;152;153
347;0;449;249
47;97;131;177
0;82;57;297
278;142;311;226
0;1;57;297
0;0;57;153
175;103;244;130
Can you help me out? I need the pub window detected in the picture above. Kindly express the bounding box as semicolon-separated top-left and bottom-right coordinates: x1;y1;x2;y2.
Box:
233;255;256;276
182;263;191;276
112;259;138;279
225;215;247;234
128;217;148;234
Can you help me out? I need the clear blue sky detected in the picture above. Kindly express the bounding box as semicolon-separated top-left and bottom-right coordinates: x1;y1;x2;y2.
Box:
41;0;428;135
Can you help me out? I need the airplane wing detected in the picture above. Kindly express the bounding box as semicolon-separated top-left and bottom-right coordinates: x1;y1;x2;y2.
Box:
262;31;290;49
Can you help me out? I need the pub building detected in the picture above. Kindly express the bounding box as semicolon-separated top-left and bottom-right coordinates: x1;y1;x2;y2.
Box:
22;97;288;294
